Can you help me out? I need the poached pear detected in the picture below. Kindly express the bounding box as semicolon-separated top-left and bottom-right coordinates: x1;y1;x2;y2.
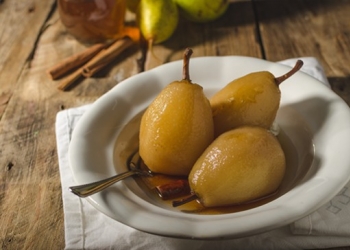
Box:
139;48;214;176
210;60;303;137
174;126;286;208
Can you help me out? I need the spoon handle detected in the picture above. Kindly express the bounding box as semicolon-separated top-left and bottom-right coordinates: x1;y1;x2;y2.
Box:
69;170;142;198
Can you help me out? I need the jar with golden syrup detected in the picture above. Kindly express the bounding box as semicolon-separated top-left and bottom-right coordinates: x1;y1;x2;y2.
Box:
58;0;126;44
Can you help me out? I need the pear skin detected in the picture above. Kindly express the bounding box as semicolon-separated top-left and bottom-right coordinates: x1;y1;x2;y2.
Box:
175;0;229;23
211;71;280;137
188;126;286;208
137;0;179;44
139;48;214;176
210;60;303;137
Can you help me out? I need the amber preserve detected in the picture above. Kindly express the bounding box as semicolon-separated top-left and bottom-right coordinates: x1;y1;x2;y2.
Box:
58;0;126;43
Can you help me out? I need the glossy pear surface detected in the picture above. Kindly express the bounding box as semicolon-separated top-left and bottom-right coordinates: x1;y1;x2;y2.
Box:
137;0;178;44
189;126;286;207
139;80;214;176
210;71;280;137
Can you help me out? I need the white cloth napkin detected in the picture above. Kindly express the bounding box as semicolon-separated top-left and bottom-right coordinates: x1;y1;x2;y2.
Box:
279;58;350;237
56;57;350;250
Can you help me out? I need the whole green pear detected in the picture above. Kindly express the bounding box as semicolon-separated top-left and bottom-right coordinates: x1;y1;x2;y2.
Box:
137;0;179;44
175;0;229;23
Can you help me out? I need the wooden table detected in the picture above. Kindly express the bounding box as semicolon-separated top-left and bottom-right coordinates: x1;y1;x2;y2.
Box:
1;0;350;249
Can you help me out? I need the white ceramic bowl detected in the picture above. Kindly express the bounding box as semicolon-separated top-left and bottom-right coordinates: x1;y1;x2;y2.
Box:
69;56;350;239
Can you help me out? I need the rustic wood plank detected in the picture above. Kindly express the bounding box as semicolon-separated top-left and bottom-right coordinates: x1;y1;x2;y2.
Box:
0;1;62;249
144;2;262;70
0;0;56;116
0;3;261;248
0;8;140;250
254;0;350;105
256;0;350;75
1;0;350;249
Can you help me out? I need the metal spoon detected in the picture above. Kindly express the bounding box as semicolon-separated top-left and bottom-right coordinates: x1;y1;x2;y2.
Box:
69;150;152;198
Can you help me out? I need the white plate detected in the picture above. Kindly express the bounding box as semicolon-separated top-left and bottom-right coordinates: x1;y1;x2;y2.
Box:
69;56;350;239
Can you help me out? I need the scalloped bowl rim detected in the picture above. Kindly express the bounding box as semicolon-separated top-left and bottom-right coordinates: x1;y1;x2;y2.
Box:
68;56;350;239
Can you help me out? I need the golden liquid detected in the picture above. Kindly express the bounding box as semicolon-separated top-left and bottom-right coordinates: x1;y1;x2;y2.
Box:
135;159;281;215
114;110;314;215
58;0;126;43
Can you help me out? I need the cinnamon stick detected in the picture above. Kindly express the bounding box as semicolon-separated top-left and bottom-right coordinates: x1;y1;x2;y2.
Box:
155;179;191;200
82;36;133;77
47;43;108;80
57;36;134;91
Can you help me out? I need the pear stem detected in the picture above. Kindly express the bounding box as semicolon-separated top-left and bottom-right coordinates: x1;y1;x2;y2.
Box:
172;193;198;207
275;59;304;86
182;48;193;82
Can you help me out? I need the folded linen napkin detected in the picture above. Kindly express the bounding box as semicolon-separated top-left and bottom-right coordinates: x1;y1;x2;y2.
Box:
279;58;350;237
56;57;350;250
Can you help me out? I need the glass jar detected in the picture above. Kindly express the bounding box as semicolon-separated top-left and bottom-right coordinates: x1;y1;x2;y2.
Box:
58;0;126;44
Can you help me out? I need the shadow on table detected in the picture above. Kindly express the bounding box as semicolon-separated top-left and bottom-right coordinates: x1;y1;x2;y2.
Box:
329;76;350;106
162;0;346;55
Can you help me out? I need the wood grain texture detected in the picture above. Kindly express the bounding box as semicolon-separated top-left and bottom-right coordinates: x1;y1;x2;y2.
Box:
0;1;56;113
254;0;350;105
144;2;261;70
0;0;350;249
0;5;139;250
256;0;350;74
